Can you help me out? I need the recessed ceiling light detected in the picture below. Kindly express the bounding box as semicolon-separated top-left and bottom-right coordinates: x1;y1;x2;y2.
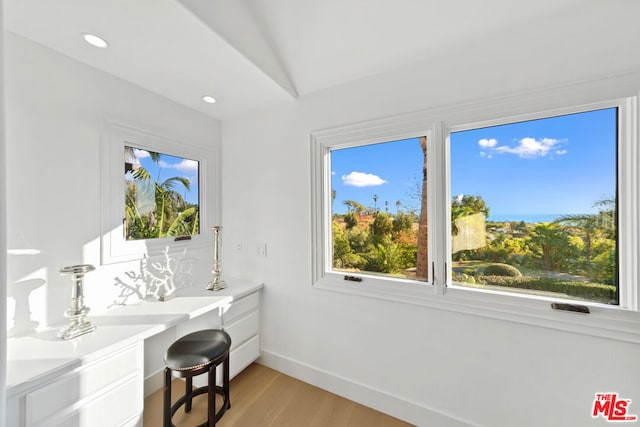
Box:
82;33;109;48
202;96;217;104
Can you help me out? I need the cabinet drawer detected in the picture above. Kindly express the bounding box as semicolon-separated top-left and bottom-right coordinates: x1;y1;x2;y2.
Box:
55;375;141;427
198;334;261;388
225;310;259;350
25;343;142;426
230;334;260;379
223;292;259;325
192;313;259;389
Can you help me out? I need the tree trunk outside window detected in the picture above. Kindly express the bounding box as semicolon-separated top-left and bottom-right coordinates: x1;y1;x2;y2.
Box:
416;136;429;281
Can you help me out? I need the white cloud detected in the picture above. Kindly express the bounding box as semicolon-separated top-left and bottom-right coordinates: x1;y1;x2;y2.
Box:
491;137;566;158
155;159;199;173
133;148;151;159
172;159;199;173
478;138;498;148
341;171;387;187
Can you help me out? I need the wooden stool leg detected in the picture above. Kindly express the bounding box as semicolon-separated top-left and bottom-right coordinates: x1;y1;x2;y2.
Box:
185;377;193;412
163;368;172;427
224;354;231;409
209;365;216;426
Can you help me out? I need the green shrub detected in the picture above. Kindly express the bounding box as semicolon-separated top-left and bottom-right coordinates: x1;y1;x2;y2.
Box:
483;263;522;277
364;241;409;274
474;275;617;303
344;212;358;229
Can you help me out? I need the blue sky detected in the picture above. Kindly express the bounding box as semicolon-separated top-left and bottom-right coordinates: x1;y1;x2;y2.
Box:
332;138;423;215
127;148;200;205
331;108;617;219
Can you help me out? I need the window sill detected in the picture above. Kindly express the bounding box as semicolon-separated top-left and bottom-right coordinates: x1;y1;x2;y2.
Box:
313;277;640;344
101;233;210;265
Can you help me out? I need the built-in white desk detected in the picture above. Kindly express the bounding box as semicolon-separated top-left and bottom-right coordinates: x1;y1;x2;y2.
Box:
6;278;262;427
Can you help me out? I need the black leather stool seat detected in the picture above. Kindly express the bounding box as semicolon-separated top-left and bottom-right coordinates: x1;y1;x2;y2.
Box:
164;329;231;427
166;329;231;371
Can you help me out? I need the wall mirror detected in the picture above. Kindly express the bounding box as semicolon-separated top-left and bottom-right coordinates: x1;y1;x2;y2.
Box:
102;122;214;264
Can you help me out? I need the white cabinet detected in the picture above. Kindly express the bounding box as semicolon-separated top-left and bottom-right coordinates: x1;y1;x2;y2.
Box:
145;288;261;391
190;290;261;388
7;281;262;426
223;291;261;379
8;342;143;427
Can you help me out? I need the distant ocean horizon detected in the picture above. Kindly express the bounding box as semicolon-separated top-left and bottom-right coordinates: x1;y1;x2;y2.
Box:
487;213;565;223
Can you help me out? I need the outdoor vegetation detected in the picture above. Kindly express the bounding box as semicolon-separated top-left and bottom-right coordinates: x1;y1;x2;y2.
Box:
329;107;618;305
332;193;617;304
124;147;199;240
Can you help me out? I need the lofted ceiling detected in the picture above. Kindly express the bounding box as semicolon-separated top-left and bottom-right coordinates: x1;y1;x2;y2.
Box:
5;0;640;120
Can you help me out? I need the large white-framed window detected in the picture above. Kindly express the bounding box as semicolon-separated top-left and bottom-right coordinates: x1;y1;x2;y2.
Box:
311;112;441;301
447;102;625;306
101;121;214;264
311;94;640;342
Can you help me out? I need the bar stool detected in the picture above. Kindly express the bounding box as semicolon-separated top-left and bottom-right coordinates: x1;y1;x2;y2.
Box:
164;329;232;427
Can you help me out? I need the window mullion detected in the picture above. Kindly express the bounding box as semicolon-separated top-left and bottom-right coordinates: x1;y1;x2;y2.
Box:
618;96;639;310
429;121;447;295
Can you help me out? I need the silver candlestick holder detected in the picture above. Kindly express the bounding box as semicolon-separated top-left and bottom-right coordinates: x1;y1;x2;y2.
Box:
206;226;226;291
58;264;97;340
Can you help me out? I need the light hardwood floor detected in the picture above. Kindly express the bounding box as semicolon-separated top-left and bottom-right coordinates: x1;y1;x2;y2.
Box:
144;363;414;427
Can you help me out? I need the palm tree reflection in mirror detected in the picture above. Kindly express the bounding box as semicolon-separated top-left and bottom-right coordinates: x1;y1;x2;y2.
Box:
124;146;199;241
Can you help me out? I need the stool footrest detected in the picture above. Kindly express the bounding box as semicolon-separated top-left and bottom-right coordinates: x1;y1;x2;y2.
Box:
168;385;229;427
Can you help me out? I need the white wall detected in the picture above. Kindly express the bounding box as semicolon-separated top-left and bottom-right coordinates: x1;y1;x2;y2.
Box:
221;51;640;426
4;33;220;333
3;5;640;425
1;0;8;419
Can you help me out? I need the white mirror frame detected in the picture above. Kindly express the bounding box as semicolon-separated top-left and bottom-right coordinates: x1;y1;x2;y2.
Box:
101;121;214;264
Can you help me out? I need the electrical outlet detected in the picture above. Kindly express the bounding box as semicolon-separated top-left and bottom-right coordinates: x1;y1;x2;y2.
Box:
235;242;242;254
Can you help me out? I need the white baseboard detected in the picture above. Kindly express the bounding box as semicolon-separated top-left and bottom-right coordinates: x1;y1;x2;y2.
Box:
257;349;472;427
144;370;191;398
144;370;166;398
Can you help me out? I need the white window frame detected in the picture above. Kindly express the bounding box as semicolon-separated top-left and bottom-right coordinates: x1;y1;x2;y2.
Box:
311;91;640;344
101;121;214;264
445;99;636;309
311;112;440;302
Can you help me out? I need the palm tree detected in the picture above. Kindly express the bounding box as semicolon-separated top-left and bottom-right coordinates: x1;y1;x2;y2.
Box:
343;200;366;214
451;194;490;235
153;176;192;235
554;213;599;273
125;149;198;239
124;146;160;173
416;136;428;281
529;223;571;271
593;197;616;238
555;197;617;274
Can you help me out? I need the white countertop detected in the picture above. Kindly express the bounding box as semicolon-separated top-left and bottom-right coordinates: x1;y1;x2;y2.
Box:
6;278;262;397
